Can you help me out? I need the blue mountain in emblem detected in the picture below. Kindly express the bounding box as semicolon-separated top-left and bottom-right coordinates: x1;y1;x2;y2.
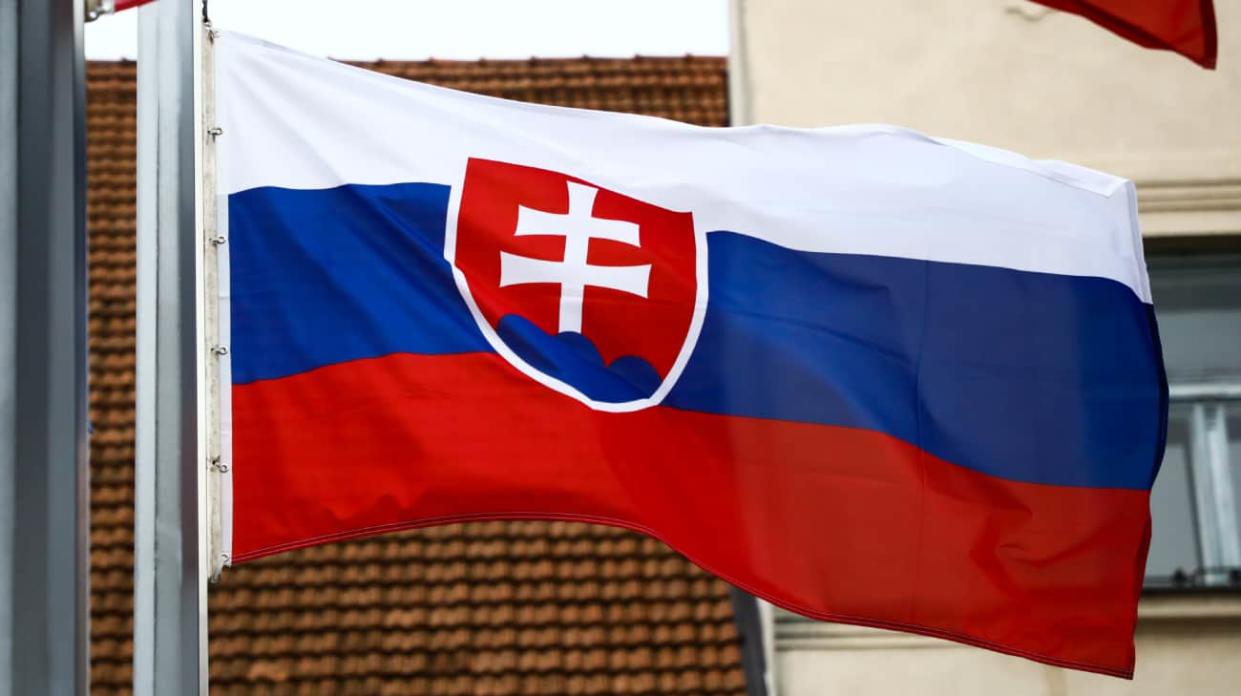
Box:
495;314;662;403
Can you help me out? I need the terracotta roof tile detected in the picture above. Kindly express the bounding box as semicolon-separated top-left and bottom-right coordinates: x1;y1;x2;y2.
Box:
86;55;741;695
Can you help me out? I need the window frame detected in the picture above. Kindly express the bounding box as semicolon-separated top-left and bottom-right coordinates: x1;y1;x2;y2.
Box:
1144;253;1241;592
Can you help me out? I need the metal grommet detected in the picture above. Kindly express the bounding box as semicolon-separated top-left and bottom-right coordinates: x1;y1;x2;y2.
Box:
211;345;229;356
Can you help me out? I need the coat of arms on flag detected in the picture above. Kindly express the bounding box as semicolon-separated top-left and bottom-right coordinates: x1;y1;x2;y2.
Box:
453;158;704;409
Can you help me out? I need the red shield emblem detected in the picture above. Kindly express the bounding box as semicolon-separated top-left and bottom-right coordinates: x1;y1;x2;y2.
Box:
449;158;705;411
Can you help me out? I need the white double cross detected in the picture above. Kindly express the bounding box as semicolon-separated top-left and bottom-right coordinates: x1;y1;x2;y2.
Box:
499;181;651;334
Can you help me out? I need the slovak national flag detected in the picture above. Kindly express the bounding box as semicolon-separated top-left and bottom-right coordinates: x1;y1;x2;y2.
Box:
215;33;1167;678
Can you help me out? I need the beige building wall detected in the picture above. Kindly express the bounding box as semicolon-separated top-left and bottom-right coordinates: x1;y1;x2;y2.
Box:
774;596;1241;696
731;0;1241;239
731;0;1241;693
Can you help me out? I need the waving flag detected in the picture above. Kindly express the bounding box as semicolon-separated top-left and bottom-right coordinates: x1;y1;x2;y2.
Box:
215;34;1166;677
1033;0;1218;68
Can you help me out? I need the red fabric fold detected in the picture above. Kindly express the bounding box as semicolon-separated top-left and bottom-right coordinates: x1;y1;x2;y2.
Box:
115;0;157;13
1033;0;1218;68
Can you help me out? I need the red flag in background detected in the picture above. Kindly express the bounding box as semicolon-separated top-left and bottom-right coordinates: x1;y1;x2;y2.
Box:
1033;0;1218;68
111;0;156;13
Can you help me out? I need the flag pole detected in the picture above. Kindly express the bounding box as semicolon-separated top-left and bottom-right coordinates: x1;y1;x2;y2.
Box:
133;0;211;693
0;0;91;693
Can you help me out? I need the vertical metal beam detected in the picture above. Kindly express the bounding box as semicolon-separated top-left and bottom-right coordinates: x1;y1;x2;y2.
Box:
133;1;209;694
727;0;754;126
0;1;17;688
0;1;91;694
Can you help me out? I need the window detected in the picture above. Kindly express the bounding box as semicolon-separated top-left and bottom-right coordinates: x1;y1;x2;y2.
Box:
1145;256;1241;589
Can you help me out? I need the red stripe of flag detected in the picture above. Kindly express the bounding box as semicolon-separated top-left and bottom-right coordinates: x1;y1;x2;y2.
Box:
231;351;1151;677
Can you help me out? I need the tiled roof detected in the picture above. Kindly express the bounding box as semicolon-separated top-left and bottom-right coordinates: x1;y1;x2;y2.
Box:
86;55;741;695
